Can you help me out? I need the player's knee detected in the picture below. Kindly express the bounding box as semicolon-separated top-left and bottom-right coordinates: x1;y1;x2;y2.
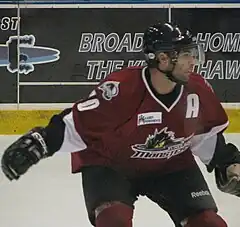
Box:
95;201;133;227
183;210;227;227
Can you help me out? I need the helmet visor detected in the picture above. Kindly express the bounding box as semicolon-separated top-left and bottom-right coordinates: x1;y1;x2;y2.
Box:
177;43;205;65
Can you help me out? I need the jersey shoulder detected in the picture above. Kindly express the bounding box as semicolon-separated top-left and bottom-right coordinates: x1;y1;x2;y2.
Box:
104;66;144;84
188;72;214;93
96;66;145;99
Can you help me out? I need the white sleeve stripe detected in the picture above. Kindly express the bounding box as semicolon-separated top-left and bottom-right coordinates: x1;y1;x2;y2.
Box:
191;121;229;152
57;111;87;153
191;135;217;165
191;121;229;164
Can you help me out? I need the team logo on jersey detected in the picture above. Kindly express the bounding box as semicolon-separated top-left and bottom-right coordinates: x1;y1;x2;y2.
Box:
98;81;120;101
131;127;193;160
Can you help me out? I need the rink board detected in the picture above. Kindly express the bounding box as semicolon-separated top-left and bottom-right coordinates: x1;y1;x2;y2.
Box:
0;107;240;134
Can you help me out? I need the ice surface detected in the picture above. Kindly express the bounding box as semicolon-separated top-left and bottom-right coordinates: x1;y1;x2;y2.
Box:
0;134;239;227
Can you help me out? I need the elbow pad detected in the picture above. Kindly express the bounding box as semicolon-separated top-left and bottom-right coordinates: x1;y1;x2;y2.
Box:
44;108;72;155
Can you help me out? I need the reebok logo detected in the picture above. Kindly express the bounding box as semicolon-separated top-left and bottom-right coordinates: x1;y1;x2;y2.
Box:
191;190;210;198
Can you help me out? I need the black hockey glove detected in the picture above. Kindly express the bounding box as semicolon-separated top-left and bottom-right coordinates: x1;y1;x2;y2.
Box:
1;127;52;181
215;163;240;197
207;138;240;197
214;142;240;197
206;134;240;197
1;109;70;181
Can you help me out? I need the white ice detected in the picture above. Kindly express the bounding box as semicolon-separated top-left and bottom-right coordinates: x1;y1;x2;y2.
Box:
0;134;240;227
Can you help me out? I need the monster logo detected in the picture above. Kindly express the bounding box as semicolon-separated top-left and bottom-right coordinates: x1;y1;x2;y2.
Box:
131;127;193;160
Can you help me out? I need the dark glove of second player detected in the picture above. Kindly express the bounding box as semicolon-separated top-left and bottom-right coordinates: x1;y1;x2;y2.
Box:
1;127;50;181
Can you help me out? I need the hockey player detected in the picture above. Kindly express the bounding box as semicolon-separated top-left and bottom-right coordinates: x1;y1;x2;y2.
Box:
1;22;240;227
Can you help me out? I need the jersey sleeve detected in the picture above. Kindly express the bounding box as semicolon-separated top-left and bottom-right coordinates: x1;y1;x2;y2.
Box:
189;75;229;164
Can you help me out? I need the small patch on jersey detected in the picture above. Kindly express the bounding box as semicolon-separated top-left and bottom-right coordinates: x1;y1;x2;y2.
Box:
137;112;162;126
98;81;120;101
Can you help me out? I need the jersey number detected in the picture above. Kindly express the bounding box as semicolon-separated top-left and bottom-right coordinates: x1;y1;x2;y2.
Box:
77;99;100;111
77;90;100;111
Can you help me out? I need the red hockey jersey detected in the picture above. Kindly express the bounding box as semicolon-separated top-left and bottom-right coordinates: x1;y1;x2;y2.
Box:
60;66;228;177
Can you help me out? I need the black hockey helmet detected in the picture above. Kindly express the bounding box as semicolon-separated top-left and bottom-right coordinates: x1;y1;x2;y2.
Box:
142;22;205;82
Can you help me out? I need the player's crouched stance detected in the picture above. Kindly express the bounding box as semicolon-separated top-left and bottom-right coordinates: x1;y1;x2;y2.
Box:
1;23;240;227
